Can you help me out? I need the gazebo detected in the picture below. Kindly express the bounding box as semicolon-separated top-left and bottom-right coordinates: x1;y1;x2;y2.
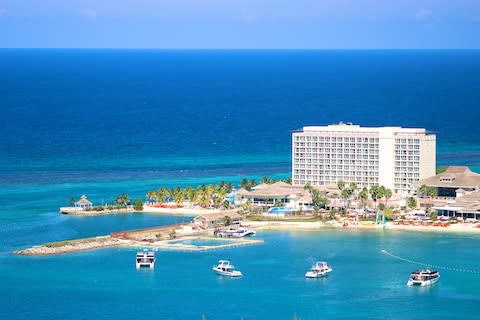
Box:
75;195;93;209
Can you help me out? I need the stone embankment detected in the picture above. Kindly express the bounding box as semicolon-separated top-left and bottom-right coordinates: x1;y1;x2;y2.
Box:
59;207;135;216
15;236;123;255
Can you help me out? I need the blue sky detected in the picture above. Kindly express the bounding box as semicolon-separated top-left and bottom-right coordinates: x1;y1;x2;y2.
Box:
0;0;479;49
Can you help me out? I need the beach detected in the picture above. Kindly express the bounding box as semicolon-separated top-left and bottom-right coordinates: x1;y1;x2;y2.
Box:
249;219;480;233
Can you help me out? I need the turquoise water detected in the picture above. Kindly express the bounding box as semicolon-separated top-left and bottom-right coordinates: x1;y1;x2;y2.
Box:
1;50;480;319
1;229;480;319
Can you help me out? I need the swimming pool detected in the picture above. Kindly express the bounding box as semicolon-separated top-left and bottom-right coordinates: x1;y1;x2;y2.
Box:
267;207;293;213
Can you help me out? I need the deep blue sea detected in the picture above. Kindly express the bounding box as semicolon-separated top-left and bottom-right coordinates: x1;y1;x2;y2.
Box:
1;50;480;319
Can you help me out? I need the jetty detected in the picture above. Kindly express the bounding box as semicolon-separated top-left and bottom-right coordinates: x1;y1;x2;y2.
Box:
16;217;262;256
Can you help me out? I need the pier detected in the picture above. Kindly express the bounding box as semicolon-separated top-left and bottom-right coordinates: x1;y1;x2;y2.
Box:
15;222;262;256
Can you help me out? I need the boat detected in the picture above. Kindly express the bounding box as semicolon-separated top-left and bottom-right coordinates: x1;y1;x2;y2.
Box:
136;250;155;269
215;228;256;238
305;261;332;278
231;228;256;237
407;269;440;286
212;260;242;277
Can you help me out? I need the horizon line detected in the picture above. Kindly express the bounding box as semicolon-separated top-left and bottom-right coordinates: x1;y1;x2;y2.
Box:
1;47;480;51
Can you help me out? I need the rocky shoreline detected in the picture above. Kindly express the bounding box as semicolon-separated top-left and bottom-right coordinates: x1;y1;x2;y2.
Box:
15;236;123;256
60;208;136;216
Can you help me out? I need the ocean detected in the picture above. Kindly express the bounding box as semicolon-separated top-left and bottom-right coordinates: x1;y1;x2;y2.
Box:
1;50;480;319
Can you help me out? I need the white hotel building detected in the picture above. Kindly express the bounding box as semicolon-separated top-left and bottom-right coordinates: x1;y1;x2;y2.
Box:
292;123;436;196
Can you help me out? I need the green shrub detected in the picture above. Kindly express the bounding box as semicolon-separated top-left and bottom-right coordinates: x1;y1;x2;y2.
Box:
133;198;144;211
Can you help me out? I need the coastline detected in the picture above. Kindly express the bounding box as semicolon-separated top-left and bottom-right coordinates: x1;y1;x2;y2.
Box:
16;218;480;256
247;220;480;234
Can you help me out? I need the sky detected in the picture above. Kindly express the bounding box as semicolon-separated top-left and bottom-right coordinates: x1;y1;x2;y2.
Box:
0;0;479;49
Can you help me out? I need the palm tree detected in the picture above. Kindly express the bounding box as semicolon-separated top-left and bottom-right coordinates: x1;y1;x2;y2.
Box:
171;188;184;205
341;188;352;210
262;176;272;184
383;188;392;208
184;186;195;204
283;176;292;184
407;196;417;209
225;182;234;193
115;193;129;207
337;180;345;192
217;185;227;199
419;184;429;198
304;184;328;214
357;187;369;209
427;186;437;197
369;185;383;210
349;182;357;192
146;191;157;202
156;187;170;204
197;192;210;208
240;178;250;190
212;194;223;208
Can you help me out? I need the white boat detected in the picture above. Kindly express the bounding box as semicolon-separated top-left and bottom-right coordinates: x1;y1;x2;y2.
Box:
216;228;256;238
212;260;242;277
407;269;440;286
136;250;155;269
305;261;332;278
231;228;256;237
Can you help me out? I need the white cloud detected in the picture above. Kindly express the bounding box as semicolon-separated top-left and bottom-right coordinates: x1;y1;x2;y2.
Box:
80;8;97;18
0;8;8;16
416;8;432;20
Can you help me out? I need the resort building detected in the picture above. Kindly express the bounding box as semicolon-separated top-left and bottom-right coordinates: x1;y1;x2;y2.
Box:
193;211;242;228
416;166;480;198
292;123;436;196
236;181;343;211
236;181;304;207
433;190;480;221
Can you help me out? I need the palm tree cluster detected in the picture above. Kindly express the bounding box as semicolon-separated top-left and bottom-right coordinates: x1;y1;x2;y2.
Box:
365;185;393;210
337;180;357;209
115;193;130;207
303;183;329;213
145;181;234;209
240;176;292;191
323;181;394;211
418;184;437;198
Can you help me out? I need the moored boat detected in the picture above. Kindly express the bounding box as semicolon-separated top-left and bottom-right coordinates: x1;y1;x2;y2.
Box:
136;250;155;269
407;269;440;286
212;260;242;277
232;228;256;237
305;261;332;278
215;227;256;238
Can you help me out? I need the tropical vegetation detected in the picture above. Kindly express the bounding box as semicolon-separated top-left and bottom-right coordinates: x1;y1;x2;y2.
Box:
145;181;234;209
418;184;437;198
304;183;329;214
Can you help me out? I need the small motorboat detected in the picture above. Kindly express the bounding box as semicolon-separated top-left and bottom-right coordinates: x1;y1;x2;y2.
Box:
407;269;440;286
212;260;242;277
215;228;256;238
232;228;256;237
305;261;332;278
136;250;155;269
